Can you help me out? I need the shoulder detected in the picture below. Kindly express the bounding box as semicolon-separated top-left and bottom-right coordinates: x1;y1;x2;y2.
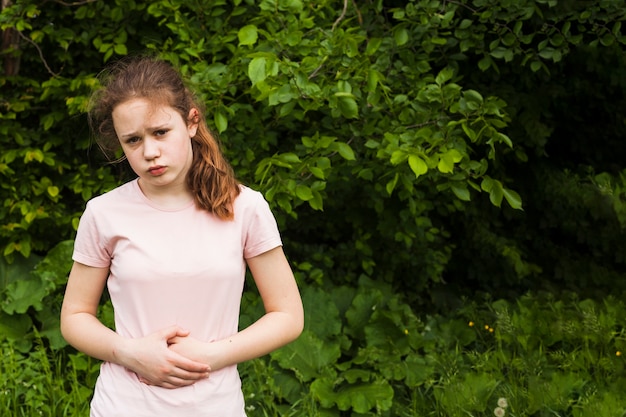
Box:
233;185;269;210
85;179;139;210
233;185;278;226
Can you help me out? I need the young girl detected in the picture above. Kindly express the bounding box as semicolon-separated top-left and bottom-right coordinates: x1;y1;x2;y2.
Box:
60;56;304;416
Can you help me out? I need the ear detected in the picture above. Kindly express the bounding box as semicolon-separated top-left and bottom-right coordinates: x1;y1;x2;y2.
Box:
187;108;200;137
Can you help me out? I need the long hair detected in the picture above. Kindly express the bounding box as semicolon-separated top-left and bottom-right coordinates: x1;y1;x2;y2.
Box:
88;56;240;220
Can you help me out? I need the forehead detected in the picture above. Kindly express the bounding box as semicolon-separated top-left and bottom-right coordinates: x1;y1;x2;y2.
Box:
113;98;182;126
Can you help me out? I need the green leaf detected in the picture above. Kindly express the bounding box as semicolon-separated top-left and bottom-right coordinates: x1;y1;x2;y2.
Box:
390;150;406;165
0;310;32;341
365;37;382;55
114;43;127;55
405;355;436;386
336;142;356;160
301;286;341;337
530;60;542;72
503;187;523;210
437;150;462;174
478;56;492;71
494;131;513;147
394;27;409;46
310;377;340;409
272;331;341;381
336;95;359;119
309;166;325;180
462;122;477;141
435;67;454;86
386;173;399;195
47;186;59;197
3;277;50;314
490;46;508;59
295;184;313;201
408;154;428;178
464;89;484;105
459;19;472;29
481;177;494;192
277;152;300;164
248;57;266;85
342;380;394;412
214;111;228;133
269;84;295;105
309;190;324;211
451;184;471;201
486;179;504;207
238;25;258;46
345;290;383;335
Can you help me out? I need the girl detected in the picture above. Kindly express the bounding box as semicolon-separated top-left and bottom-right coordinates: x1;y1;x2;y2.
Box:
60;56;304;416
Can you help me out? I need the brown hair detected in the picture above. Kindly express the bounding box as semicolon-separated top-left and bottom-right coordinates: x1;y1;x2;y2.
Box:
88;56;240;220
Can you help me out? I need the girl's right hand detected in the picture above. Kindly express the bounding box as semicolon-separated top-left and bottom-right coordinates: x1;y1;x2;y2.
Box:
116;325;210;389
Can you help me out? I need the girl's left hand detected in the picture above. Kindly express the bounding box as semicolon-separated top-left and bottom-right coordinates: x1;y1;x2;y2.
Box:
168;335;220;371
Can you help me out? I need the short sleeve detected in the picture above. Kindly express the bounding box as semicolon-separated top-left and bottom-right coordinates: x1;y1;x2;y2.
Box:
72;201;112;268
242;190;283;259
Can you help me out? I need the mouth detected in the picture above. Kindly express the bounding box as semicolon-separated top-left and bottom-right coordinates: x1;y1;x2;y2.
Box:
148;165;166;176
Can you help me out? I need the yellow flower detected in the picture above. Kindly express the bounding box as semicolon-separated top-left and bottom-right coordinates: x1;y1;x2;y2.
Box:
617;351;622;357
484;324;490;330
404;329;409;335
489;327;494;333
469;321;475;327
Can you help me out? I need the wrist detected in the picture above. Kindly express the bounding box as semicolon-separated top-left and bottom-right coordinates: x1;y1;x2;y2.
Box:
111;336;132;368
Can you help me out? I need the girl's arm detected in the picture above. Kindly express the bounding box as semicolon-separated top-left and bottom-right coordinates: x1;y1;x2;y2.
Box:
168;246;304;370
60;261;210;388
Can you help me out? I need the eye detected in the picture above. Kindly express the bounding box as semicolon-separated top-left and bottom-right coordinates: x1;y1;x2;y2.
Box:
154;129;169;137
126;136;141;144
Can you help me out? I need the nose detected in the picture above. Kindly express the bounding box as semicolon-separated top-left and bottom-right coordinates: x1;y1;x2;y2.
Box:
143;137;160;160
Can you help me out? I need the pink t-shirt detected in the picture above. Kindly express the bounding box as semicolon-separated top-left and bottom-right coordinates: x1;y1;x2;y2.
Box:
72;179;282;417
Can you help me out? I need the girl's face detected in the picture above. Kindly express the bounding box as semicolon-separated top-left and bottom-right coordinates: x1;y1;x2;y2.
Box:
112;98;198;197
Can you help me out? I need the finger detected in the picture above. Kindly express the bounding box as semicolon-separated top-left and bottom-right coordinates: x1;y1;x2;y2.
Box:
168;350;210;373
172;368;210;382
167;335;186;345
160;325;190;340
162;379;197;389
157;371;208;389
177;357;211;373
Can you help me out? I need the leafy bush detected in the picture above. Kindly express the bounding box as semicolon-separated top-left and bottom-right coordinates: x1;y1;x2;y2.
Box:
2;1;626;414
3;0;626;305
238;290;626;416
0;336;98;417
5;290;623;416
0;240;73;352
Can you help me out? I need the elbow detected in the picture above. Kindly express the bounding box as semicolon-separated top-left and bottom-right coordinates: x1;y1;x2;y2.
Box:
291;320;304;342
59;311;72;344
289;306;305;342
59;307;84;347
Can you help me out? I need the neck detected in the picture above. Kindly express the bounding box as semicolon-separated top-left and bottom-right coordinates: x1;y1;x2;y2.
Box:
137;179;194;209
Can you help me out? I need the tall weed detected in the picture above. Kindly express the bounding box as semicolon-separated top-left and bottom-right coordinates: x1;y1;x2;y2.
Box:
2;284;626;416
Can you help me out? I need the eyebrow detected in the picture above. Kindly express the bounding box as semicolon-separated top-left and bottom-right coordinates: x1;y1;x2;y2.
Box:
119;124;170;139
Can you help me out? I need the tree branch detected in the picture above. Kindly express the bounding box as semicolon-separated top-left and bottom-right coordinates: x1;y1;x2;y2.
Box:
332;0;349;31
50;0;97;6
310;0;361;79
16;30;60;77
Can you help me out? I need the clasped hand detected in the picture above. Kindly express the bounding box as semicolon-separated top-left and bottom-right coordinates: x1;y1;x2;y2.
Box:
121;325;213;389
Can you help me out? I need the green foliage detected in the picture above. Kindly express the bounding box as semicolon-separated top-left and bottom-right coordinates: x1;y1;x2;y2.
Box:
0;241;73;351
2;0;626;300
0;336;98;417
2;285;626;416
240;283;626;415
241;290;626;416
2;0;626;414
